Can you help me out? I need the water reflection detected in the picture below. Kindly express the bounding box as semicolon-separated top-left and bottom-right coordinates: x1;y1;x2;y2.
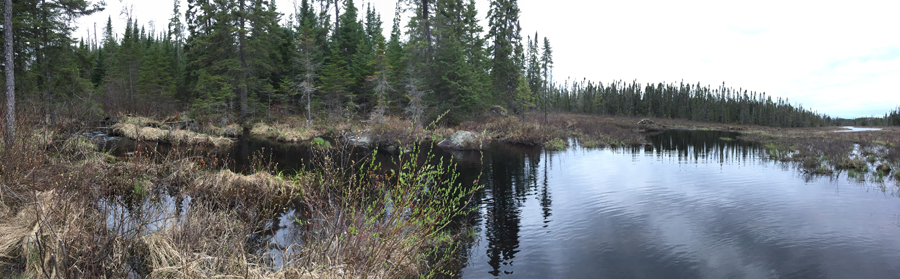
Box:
458;130;900;278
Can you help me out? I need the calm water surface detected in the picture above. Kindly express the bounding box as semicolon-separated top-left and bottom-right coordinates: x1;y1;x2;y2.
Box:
835;126;883;132
454;130;900;278
101;129;900;278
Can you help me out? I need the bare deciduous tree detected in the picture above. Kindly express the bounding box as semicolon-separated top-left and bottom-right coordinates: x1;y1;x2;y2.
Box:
3;0;14;148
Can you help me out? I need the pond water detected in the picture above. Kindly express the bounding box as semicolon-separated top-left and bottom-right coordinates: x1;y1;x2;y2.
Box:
454;130;900;278
835;126;883;132
100;129;900;278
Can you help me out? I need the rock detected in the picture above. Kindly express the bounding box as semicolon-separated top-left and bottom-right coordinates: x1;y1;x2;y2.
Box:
637;119;655;125
437;131;484;150
876;164;892;174
490;105;508;117
343;133;373;147
223;128;240;138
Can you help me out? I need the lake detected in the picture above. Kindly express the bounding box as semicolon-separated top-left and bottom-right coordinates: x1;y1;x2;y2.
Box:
453;130;900;278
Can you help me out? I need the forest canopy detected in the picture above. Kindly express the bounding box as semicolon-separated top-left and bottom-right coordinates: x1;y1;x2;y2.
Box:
2;0;897;130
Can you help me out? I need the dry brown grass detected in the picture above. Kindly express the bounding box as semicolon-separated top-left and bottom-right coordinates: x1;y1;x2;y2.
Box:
459;112;655;147
143;205;272;278
113;121;234;148
0;110;472;278
250;122;317;143
369;116;428;147
189;169;300;205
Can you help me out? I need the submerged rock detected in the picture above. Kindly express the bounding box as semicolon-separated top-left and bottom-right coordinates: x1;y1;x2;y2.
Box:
437;131;484;150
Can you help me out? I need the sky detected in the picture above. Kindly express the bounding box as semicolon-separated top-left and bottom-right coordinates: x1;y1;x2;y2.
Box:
75;0;900;119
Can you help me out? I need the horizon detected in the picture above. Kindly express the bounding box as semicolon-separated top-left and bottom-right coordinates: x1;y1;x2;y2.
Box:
74;0;900;119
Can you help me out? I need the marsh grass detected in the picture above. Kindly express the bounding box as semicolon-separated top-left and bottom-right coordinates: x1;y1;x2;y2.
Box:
1;109;481;278
112;121;234;148
251;121;316;143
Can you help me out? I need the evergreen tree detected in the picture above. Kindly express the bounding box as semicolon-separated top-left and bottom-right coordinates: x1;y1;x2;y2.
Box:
368;38;391;123
487;0;524;113
430;0;489;123
386;1;405;107
319;43;352;118
294;0;321;125
12;0;103;124
540;36;553;122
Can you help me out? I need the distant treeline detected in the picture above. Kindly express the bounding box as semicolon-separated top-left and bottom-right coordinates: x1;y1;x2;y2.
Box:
831;108;900;127
541;80;832;128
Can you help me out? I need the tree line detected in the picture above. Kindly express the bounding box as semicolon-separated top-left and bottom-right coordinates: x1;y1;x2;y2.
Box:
830;108;900;127
3;0;899;148
540;79;835;128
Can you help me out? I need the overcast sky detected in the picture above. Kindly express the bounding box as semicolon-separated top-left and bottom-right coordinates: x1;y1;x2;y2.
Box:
76;0;900;119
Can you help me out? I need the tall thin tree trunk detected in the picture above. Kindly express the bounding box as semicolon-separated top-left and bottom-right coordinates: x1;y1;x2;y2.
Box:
422;0;430;45
47;67;55;125
3;0;14;148
333;0;340;38
238;1;249;122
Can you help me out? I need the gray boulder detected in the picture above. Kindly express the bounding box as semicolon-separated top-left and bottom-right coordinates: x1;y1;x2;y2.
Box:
343;133;373;147
637;119;655;125
490;105;508;117
437;131;484;150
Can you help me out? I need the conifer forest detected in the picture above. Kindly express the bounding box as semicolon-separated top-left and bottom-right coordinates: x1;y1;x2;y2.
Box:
3;0;896;132
1;0;900;278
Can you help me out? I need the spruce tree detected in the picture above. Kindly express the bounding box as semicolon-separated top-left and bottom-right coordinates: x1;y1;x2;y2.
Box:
294;0;321;125
368;38;391;123
487;0;524;113
386;1;405;107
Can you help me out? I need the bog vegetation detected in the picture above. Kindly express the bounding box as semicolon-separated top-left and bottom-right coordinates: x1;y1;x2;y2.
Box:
1;0;899;278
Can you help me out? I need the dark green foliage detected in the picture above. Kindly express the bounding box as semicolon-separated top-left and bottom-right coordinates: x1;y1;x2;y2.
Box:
544;80;831;128
5;0;103;124
487;0;524;113
5;0;872;132
429;0;490;124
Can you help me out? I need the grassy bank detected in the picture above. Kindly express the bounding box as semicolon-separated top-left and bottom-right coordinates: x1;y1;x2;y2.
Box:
0;114;479;278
